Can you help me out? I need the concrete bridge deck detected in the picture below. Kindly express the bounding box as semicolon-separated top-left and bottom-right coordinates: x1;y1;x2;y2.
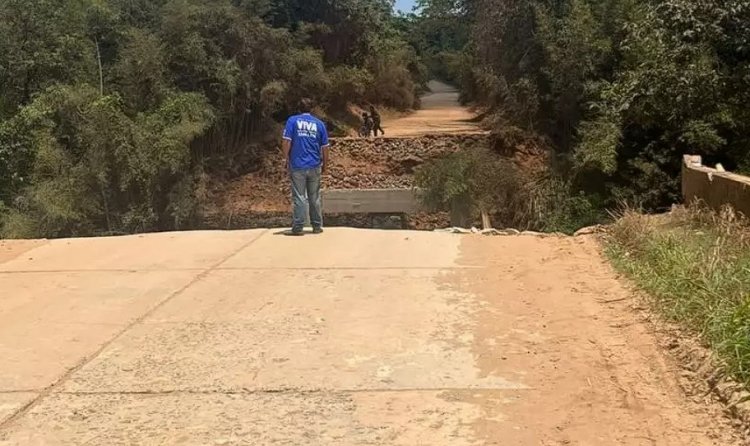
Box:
0;229;737;445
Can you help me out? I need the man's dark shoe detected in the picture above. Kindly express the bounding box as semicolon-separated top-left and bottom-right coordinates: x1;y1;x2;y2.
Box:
312;227;324;234
290;227;304;236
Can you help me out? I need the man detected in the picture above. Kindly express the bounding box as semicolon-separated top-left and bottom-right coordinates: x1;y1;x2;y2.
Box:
282;98;329;235
369;105;385;136
360;112;373;137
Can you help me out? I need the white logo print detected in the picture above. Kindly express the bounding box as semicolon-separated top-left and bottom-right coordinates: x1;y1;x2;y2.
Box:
296;120;318;138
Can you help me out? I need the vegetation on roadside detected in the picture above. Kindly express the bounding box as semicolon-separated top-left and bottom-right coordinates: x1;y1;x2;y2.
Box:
0;0;426;238
423;0;750;219
415;148;604;233
4;0;749;238
396;0;471;86
607;205;750;385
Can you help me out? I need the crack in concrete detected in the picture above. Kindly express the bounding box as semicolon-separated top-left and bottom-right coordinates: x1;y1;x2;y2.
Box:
0;266;483;274
52;387;530;396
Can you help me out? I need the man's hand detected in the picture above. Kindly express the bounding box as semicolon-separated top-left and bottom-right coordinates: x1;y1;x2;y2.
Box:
282;139;291;170
322;146;329;174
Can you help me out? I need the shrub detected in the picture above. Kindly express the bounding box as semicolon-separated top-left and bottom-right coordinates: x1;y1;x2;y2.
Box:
416;148;518;227
416;146;605;232
367;44;421;110
0;84;214;238
325;66;373;109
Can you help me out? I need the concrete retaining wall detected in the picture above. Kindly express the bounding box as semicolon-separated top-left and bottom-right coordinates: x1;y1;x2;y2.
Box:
322;189;420;214
682;155;750;216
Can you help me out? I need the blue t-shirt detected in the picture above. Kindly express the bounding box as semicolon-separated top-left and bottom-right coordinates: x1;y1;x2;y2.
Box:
283;113;329;170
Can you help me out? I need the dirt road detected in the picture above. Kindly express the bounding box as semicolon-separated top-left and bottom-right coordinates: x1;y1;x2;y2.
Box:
0;230;740;445
382;80;482;137
211;81;483;217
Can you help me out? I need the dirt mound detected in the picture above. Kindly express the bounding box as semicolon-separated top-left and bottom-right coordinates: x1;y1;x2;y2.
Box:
205;135;490;219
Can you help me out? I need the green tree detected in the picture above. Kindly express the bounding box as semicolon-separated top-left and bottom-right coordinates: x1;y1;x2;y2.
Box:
0;0;426;238
0;0;93;116
451;0;750;212
1;85;214;237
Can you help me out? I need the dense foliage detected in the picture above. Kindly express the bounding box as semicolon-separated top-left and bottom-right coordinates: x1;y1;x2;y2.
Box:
0;0;424;237
415;148;603;233
442;0;750;213
4;0;748;237
396;0;471;84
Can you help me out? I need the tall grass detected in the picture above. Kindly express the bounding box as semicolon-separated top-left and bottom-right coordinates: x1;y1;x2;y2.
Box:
415;148;605;233
607;205;750;385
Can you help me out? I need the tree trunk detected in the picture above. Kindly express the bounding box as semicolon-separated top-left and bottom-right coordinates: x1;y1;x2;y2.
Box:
481;209;492;230
95;38;104;96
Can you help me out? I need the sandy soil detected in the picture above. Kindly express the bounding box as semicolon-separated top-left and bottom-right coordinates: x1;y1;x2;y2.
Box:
0;240;47;264
382;81;483;137
0;229;743;445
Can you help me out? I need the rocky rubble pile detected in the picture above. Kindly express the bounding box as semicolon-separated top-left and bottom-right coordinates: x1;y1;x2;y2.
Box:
325;134;488;188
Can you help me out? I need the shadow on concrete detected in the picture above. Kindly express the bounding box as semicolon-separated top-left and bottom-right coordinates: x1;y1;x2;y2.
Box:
273;229;324;236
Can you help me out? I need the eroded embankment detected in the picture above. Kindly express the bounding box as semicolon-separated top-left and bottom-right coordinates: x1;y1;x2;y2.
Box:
202;134;488;230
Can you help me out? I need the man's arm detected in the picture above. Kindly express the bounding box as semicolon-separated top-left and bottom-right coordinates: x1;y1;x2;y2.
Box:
282;139;291;166
321;145;329;173
320;120;330;173
282;118;293;168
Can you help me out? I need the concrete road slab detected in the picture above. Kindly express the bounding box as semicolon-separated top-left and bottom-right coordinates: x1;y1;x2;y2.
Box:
61;321;523;393
0;230;264;272
0;394;36;425
0;230;743;444
62;270;523;393
0;271;197;391
221;228;465;269
0;391;487;446
145;269;461;323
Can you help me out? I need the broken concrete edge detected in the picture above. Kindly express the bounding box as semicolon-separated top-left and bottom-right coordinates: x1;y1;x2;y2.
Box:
683;154;750;183
434;225;607;237
329;132;491;142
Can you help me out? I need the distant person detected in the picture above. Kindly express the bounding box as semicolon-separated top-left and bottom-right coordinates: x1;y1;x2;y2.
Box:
369;105;385;136
282;98;329;235
359;112;374;137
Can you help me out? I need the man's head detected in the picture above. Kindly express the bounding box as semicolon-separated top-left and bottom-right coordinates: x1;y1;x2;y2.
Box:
299;98;314;113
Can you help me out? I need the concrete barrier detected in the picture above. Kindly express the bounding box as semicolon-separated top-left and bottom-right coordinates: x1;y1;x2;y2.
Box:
682;155;750;216
322;189;420;214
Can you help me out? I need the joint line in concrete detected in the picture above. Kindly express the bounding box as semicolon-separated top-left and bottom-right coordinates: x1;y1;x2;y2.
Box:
0;266;484;274
54;387;530;396
0;230;270;432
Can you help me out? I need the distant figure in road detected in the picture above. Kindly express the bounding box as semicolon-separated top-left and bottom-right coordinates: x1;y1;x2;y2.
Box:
359;112;374;137
282;98;329;235
369;105;385;136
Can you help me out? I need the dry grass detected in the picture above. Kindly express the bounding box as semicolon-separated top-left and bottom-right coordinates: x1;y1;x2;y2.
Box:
606;204;750;385
415;148;604;233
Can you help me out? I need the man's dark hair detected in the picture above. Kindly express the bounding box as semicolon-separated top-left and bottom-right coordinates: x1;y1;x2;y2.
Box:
299;98;314;113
